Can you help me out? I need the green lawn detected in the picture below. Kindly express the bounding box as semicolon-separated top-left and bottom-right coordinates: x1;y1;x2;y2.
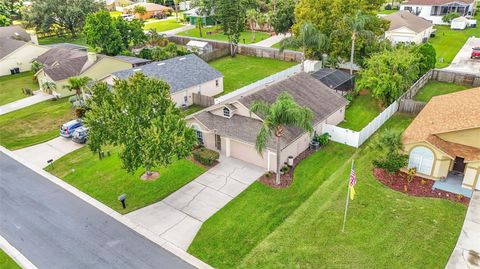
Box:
0;98;74;150
0;71;38;106
38;34;88;46
338;93;383;131
188;114;467;269
183;105;204;115
143;18;184;32
178;25;271;45
414;81;471;102
0;250;20;269
209;55;297;95
110;11;122;18
45;146;206;214
377;9;398;15
430;12;480;68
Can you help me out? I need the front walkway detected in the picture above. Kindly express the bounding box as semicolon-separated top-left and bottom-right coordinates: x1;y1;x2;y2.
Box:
432;172;473;198
253;33;290;48
446;191;480;269
126;157;265;250
0;91;52;115
162;25;194;36
14;137;84;168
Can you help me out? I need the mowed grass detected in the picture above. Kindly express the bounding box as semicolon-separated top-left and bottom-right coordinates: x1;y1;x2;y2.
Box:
338;92;383;131
45;146;205;214
414;81;471;102
0;250;20;269
0;71;38;106
430;12;480;68
209;55;297;95
178;25;270;44
189;114;467;268
143;18;184;32
0;98;74;150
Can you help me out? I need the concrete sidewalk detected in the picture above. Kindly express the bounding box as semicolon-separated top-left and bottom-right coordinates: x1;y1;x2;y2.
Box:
253;33;290;48
126;157;265;250
446;191;480;269
14;137;84;168
162;25;194;36
0;91;52;115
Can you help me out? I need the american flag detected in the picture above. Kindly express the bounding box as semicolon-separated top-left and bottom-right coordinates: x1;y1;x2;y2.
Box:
349;165;356;187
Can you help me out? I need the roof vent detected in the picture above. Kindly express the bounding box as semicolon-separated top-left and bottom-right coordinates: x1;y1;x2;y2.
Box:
157;63;165;66
179;57;186;61
133;68;142;72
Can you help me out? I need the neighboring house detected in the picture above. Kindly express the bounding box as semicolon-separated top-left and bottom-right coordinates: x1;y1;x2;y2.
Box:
186;73;348;171
35;48;149;96
186;40;212;54
402;88;480;191
0;26;48;76
184;8;216;26
123;3;172;20
106;54;223;107
310;68;355;96
400;0;476;25
383;11;435;44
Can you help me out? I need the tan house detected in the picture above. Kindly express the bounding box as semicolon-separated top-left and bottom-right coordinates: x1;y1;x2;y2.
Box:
123;3;172;20
383;11;434;44
35;48;151;96
402;88;480;193
186;73;348;171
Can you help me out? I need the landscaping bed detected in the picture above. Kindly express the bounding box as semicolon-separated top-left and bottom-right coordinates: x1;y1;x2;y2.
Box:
373;168;470;205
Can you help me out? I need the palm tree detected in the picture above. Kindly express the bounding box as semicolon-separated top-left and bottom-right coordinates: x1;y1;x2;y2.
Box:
246;9;258;43
279;22;328;72
196;17;204;38
250;92;313;185
173;0;180;22
31;60;43;74
343;11;374;75
63;76;92;101
41;81;56;94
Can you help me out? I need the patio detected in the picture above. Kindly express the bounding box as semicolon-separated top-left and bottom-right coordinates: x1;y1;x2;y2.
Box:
432;171;473;198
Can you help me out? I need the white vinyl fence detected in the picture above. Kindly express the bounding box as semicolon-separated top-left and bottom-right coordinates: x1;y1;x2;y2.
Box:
214;64;301;104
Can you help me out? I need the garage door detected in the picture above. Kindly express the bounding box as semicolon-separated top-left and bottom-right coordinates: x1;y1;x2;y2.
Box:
229;139;267;169
392;35;414;43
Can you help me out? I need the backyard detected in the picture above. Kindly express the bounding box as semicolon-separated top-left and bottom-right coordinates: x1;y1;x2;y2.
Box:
414;81;471;102
188;114;466;269
338;92;383;131
209;55;297;95
0;250;20;269
177;25;270;45
0;71;38;106
45;146;205;214
143;18;184;33
0;98;74;150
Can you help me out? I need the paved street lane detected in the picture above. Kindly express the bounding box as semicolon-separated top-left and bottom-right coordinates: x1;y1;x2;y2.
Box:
0;152;194;269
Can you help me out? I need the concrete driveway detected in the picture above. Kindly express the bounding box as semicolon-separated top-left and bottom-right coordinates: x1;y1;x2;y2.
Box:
0;91;52;115
126;157;265;250
14;137;84;168
444;37;480;74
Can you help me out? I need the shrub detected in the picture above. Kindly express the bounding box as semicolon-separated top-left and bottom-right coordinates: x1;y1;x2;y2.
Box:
345;90;357;102
373;153;408;173
442;12;460;23
75;107;87;118
22;88;33;96
192;147;219;165
313;133;331;146
385;4;392;10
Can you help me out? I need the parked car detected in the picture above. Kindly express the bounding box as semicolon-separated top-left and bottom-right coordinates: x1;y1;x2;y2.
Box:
471;47;480;59
121;14;135;21
60;120;83;138
72;126;88;144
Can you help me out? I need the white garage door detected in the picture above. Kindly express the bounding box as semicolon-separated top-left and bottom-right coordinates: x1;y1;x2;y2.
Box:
392;35;414;43
229;139;267;169
408;146;434;175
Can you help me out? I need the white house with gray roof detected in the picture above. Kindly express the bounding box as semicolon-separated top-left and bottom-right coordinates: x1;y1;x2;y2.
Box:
383;11;434;44
106;54;224;107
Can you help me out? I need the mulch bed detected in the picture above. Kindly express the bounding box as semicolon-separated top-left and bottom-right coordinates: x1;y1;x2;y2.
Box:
373;168;470;205
187;156;219;170
258;148;316;189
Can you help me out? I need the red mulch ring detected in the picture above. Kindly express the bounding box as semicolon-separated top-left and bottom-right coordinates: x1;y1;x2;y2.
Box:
140;171;160;181
373;168;470;205
258;148;316;189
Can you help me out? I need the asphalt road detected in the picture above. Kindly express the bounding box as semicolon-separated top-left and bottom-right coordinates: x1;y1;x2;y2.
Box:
0;152;194;269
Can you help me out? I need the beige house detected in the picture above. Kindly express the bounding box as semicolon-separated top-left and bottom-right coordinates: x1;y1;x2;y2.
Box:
0;26;47;76
106;54;223;107
383;11;434;44
402;88;480;192
186;73;348;171
123;3;172;20
35;48;150;96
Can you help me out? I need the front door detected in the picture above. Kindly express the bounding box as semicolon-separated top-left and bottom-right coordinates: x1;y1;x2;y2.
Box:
452;157;466;173
215;134;221;151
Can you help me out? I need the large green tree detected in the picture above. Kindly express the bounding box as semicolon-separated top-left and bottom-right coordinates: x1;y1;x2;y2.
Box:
356;47;420;105
413;43;436;75
271;0;296;34
85;73;197;176
0;2;11;26
24;0;101;37
250;92;313;185
214;0;249;56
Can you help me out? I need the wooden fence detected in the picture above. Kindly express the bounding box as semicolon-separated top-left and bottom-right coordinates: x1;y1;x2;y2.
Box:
192;93;215;107
431;69;480;87
401;70;433;100
398;99;426;114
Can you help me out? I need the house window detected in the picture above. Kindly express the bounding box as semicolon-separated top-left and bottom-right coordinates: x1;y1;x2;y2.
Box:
404;6;412;12
192;125;203;144
223;107;230;117
184;96;188;103
216;80;219;87
408;146;434;175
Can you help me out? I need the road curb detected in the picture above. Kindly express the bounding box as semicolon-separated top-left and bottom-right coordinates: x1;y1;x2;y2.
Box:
0;146;213;269
0;235;38;269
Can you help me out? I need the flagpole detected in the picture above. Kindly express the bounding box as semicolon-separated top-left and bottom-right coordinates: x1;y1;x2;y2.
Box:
342;160;354;233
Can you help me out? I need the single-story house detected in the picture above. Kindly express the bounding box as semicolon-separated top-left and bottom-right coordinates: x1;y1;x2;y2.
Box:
402;87;480;192
106;54;223;107
310;68;355;96
123;3;172;20
186;40;212;54
35;48;149;96
0;26;48;76
186;72;348;171
383;11;434;44
184;8;217;26
400;0;476;25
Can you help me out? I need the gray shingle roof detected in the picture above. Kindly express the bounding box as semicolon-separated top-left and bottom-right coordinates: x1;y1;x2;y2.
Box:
0;26;31;42
0;37;26;59
114;55;152;66
193;72;348;150
112;54;223;94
